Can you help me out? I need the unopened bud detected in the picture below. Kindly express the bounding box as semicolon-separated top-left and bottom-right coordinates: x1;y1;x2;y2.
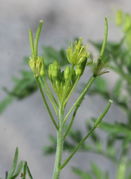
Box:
64;66;71;80
48;61;60;80
75;65;83;76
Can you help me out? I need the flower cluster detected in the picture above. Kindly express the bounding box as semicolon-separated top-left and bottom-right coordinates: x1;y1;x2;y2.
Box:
29;56;44;77
66;38;89;65
47;39;89;102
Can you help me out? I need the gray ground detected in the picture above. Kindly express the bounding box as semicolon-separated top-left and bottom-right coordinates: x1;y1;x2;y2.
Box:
0;0;131;178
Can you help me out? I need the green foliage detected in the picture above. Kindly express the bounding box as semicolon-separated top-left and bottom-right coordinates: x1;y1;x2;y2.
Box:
0;148;33;179
0;47;68;114
0;70;36;113
70;10;131;179
73;164;109;179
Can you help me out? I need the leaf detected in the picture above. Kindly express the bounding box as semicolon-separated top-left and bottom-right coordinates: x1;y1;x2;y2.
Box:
12;161;23;179
85;120;100;143
72;167;92;179
26;163;33;179
0;70;37;114
21;162;33;179
42;46;68;66
100;122;131;139
0;96;13;113
112;79;123;98
92;76;108;94
70;130;83;143
8;148;19;177
91;163;103;179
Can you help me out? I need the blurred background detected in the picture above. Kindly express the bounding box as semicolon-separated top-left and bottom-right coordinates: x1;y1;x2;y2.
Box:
0;0;131;178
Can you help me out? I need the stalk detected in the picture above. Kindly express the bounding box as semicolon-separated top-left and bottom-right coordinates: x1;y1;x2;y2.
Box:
52;105;64;179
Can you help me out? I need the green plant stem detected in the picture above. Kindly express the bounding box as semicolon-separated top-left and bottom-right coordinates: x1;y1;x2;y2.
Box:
116;157;127;179
29;30;34;57
53;105;64;179
40;77;58;115
64;107;77;139
64;77;80;107
111;65;131;84
64;75;91;139
34;20;44;57
100;17;108;59
43;78;58;107
61;100;112;169
63;76;95;124
36;77;58;130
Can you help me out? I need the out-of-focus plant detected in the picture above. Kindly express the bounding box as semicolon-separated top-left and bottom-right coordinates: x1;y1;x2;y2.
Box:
72;164;109;179
27;18;112;179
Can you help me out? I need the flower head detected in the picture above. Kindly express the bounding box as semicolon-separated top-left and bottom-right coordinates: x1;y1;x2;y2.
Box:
66;38;89;65
29;56;45;77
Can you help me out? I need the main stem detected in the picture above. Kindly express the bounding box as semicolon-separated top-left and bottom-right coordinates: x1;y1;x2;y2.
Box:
52;104;64;179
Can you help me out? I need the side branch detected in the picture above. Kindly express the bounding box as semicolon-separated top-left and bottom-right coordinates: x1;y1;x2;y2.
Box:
61;99;113;169
63;76;95;124
36;77;58;130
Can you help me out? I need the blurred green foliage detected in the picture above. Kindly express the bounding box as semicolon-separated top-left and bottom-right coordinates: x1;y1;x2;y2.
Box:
72;164;109;179
0;46;68;113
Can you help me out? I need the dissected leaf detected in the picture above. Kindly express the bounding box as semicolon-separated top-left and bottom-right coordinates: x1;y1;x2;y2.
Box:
72;167;92;179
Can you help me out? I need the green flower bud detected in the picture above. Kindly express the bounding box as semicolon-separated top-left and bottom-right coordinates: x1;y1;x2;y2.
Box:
64;66;71;80
75;65;83;76
55;80;60;91
29;56;44;77
66;38;89;65
48;61;60;80
48;64;53;79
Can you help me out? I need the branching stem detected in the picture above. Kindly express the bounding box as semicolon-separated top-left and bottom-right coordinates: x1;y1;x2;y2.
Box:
61;100;112;169
52;105;64;179
63;76;95;124
36;77;58;130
